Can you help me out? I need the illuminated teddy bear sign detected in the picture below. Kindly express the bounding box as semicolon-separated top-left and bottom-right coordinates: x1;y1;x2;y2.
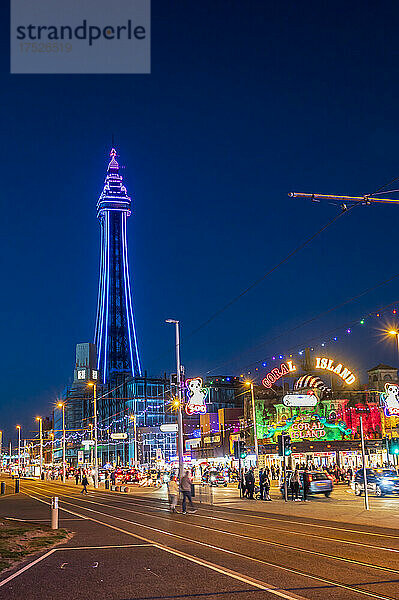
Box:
380;382;399;417
185;377;208;415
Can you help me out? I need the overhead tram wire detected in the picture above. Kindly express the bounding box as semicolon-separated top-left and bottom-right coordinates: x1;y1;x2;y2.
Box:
186;204;359;340
206;271;399;374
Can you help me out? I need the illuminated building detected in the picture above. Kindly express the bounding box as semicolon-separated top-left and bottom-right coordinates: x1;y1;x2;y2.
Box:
95;148;141;385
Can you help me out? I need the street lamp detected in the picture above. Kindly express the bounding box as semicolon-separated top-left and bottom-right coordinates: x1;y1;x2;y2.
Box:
129;415;137;468
35;417;43;477
49;432;54;465
57;402;66;483
245;382;259;463
88;383;98;488
165;319;184;481
16;425;21;473
388;330;399;358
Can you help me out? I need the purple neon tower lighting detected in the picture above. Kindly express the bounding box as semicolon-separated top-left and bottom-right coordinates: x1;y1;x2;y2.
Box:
94;148;142;383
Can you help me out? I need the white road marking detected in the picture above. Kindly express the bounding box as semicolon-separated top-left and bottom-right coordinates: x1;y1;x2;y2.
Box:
0;549;57;587
21;486;397;600
35;486;399;573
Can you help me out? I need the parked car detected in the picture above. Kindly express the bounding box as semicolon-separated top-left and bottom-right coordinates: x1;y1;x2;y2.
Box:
354;468;399;497
204;470;228;487
280;470;333;497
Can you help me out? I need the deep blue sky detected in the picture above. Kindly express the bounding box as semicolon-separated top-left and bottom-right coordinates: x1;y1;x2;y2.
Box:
2;0;399;442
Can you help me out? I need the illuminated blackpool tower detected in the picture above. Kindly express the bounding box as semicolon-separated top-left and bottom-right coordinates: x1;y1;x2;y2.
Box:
95;148;142;384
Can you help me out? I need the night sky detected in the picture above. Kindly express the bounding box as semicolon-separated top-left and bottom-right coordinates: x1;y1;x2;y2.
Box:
2;1;399;442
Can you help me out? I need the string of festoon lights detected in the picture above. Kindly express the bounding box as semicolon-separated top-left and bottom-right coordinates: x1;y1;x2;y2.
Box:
27;402;167;451
237;300;399;379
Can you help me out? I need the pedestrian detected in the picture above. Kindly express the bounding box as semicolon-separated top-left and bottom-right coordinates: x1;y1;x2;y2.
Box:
239;470;246;498
259;469;264;500
81;475;89;494
263;470;271;501
303;468;310;501
180;470;196;514
245;468;255;500
110;471;116;485
271;465;275;480
292;468;300;501
167;475;179;512
75;471;80;485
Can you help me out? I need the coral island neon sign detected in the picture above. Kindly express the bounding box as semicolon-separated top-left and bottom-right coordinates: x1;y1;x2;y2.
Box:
263;414;352;441
261;356;357;388
262;361;297;388
314;357;356;385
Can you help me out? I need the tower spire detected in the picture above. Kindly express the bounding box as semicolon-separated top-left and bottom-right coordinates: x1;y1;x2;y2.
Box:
94;148;142;383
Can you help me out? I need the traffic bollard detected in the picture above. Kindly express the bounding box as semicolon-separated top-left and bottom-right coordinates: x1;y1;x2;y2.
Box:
1;482;5;495
51;497;59;530
15;479;20;493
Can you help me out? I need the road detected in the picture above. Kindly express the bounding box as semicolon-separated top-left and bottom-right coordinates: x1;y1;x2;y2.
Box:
1;478;399;600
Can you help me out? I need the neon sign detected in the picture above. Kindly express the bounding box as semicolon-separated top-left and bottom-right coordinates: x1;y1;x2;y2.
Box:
315;357;356;385
380;382;399;417
262;361;297;388
283;392;318;407
185;377;208;415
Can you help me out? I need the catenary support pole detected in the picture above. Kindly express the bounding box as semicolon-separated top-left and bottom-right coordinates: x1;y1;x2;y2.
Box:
360;416;370;511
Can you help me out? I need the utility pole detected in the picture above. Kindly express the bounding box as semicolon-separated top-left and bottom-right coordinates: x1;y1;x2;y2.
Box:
57;403;66;483
166;319;185;482
359;416;370;511
16;426;21;472
88;383;99;488
245;382;259;464
36;417;43;477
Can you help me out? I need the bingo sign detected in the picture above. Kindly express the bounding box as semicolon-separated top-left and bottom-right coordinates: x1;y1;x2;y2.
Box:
185;377;208;415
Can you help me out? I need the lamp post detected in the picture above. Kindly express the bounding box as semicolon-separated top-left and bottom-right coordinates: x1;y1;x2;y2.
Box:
16;426;21;473
57;403;66;483
36;417;43;477
245;382;259;464
165;319;184;481
88;383;98;488
89;423;94;468
129;415;138;467
50;432;54;465
388;330;399;359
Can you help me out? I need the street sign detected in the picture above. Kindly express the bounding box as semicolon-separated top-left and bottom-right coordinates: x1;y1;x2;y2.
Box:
160;423;178;433
77;450;84;465
283;393;318;407
82;440;95;446
110;432;128;440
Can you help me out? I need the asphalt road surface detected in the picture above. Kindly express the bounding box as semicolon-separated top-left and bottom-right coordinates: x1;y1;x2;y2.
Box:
1;479;399;600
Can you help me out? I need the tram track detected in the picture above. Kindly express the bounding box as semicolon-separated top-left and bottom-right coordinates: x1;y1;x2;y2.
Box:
18;481;399;600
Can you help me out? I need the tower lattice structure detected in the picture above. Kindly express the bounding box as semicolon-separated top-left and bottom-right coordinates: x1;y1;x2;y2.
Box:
94;148;142;383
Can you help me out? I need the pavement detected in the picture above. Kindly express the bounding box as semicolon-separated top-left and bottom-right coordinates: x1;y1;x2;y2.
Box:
1;478;399;599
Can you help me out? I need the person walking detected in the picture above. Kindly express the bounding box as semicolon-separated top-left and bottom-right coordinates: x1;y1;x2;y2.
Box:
263;470;271;501
239;469;247;498
167;475;179;512
81;474;89;494
292;468;300;501
180;471;196;514
303;468;310;501
75;471;80;485
245;468;255;500
259;469;265;500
